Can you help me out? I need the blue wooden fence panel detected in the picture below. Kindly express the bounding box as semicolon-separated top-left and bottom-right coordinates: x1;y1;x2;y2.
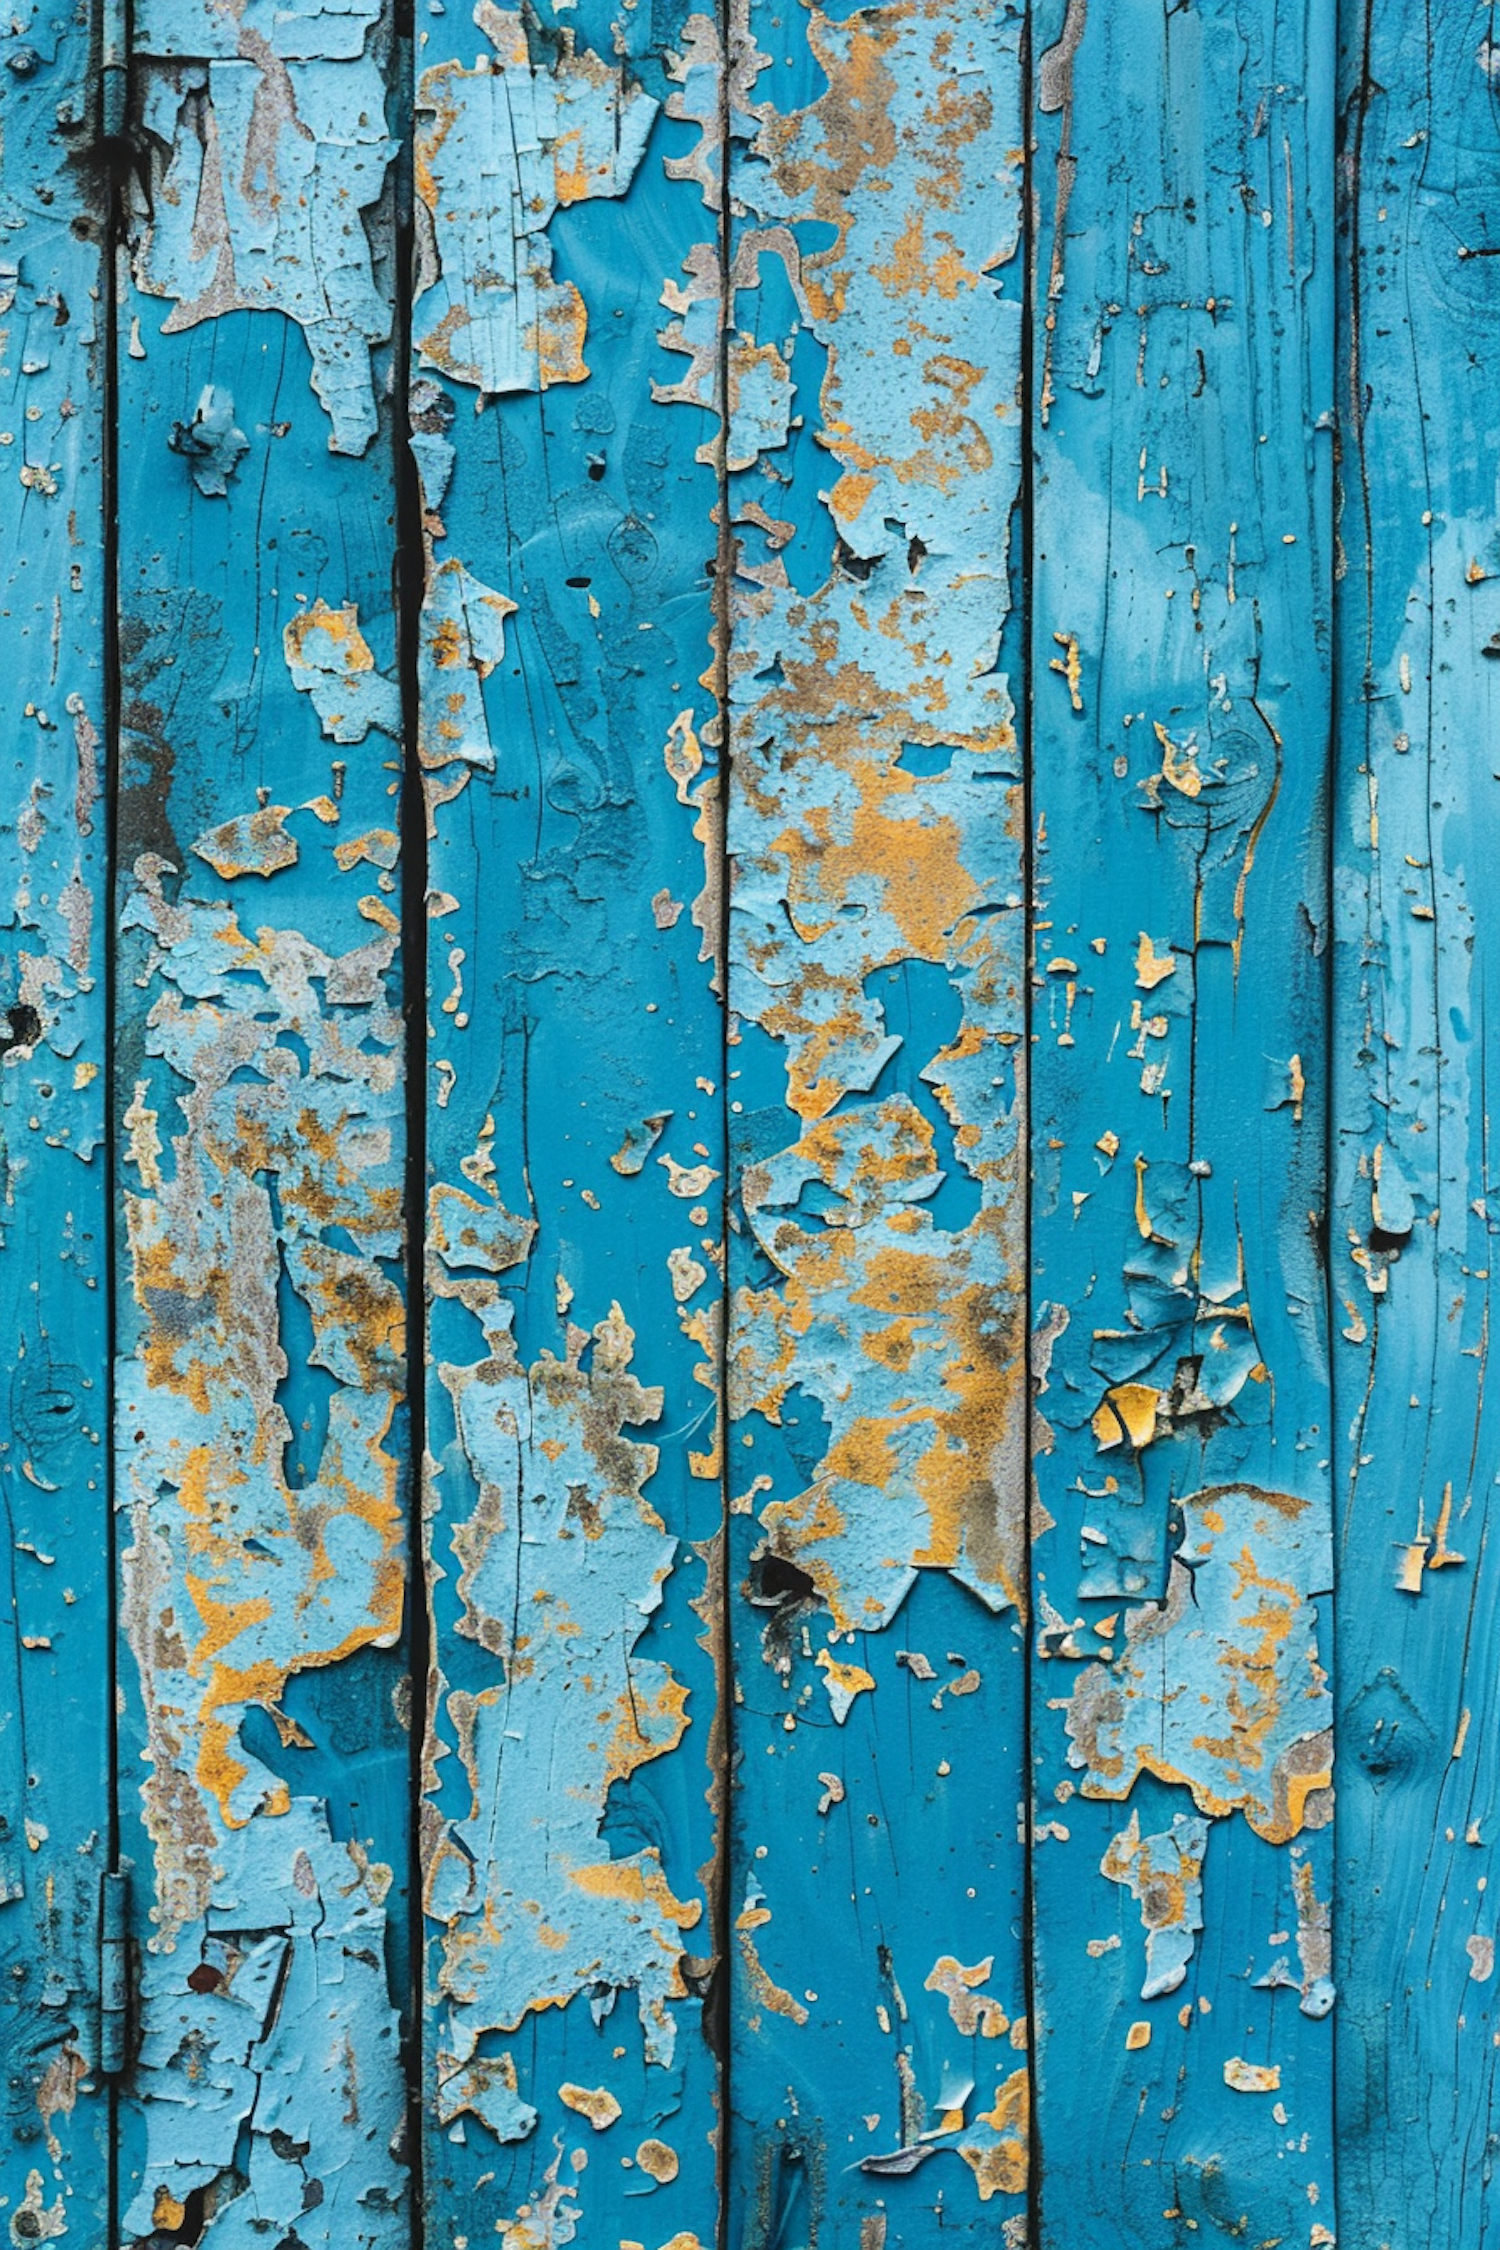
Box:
412;4;726;2241
0;15;112;2242
1028;3;1336;2242
721;3;1030;2242
111;2;410;2239
5;3;1500;2244
1333;5;1500;2239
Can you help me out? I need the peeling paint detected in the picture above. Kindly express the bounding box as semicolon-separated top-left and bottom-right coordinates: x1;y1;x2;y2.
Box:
958;2069;1028;2202
418;560;516;808
411;0;727;2225
115;778;407;2235
170;384;249;496
11;0;1463;2240
735;1098;1025;1630
654;230;804;473
1257;1851;1334;2018
130;0;397;454
708;0;1030;2234
1028;0;1335;2232
1101;1810;1208;2001
1334;7;1500;2225
0;3;112;2226
119;847;405;1920
192;802;299;879
285;599;402;743
413;6;656;395
426;1293;700;2107
122;1803;405;2239
705;0;1027;1631
1065;1485;1332;1842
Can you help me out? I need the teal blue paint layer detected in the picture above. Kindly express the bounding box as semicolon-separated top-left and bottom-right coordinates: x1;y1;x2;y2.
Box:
112;4;409;2237
1028;2;1335;2241
720;3;1031;2241
1334;5;1500;2240
0;16;111;2239
413;6;726;2241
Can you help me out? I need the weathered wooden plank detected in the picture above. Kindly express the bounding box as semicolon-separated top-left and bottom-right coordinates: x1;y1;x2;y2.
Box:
1028;2;1335;2240
0;21;112;2244
1333;7;1500;2238
412;7;726;2241
718;3;1030;2240
112;4;410;2239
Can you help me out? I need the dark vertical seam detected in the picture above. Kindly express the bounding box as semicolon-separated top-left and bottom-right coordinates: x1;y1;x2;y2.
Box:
391;0;428;2232
1328;0;1375;2231
101;43;130;2240
1018;6;1040;2245
712;0;735;2233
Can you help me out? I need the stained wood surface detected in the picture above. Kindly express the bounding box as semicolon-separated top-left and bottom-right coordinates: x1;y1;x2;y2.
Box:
111;2;410;2239
3;4;1498;2246
0;17;111;2242
1028;2;1336;2240
1334;5;1500;2238
412;4;725;2240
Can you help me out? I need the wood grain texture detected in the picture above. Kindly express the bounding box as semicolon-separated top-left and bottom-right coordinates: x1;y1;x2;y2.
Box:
720;3;1030;2241
1027;3;1336;2241
112;3;410;2239
1334;6;1500;2240
0;18;111;2242
412;7;726;2241
10;6;1500;2244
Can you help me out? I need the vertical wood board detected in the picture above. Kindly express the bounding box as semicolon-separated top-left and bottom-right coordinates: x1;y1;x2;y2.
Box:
0;18;112;2244
1028;2;1335;2240
113;2;410;2237
1333;5;1500;2241
721;3;1030;2241
412;3;727;2241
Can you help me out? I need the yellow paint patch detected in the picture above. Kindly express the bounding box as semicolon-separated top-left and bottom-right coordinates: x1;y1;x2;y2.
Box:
816;1648;876;1719
558;2083;621;2130
1134;931;1177;989
1092;1383;1160;1452
960;2068;1028;2199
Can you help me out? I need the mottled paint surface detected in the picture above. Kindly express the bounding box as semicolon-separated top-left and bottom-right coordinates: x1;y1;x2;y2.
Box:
0;8;111;2240
4;4;1499;2247
717;2;1030;2240
130;0;396;453
1028;1;1335;2241
1335;6;1500;2239
414;5;724;2242
112;0;410;2232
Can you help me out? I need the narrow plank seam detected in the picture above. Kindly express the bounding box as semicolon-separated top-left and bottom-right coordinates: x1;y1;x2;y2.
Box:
392;1;430;2226
712;0;736;2224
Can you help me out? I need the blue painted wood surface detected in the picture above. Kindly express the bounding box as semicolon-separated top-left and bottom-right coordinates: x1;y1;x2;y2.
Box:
720;4;1030;2241
0;12;111;2241
3;3;1499;2245
1028;3;1336;2241
1334;5;1500;2238
111;2;410;2238
411;5;726;2241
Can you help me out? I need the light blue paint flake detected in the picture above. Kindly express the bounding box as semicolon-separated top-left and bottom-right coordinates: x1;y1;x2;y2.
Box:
413;4;657;395
131;0;396;454
169;384;249;496
1102;1809;1210;2001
